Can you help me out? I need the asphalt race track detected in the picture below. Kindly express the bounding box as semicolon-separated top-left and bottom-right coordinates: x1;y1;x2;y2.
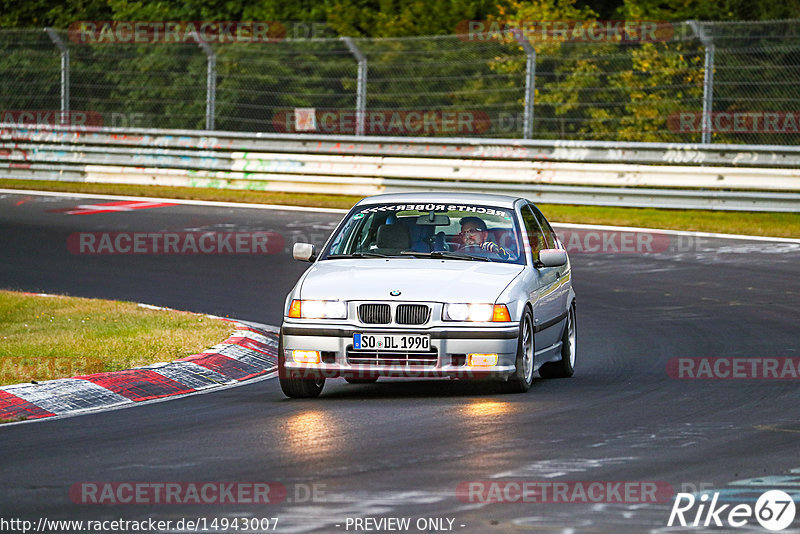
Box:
1;190;800;533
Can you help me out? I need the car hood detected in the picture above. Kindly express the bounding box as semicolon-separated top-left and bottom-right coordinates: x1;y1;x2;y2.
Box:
298;259;523;303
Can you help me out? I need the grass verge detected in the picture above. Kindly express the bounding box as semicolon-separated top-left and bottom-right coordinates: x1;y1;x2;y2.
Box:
2;178;799;238
0;290;233;386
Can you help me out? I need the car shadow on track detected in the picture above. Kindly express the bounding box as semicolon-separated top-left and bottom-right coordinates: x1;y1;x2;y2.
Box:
277;378;554;399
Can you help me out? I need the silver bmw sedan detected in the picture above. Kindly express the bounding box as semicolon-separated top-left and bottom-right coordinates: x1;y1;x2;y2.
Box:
279;192;576;397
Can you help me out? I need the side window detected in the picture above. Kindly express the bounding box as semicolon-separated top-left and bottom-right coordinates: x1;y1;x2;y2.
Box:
520;206;546;258
530;205;556;249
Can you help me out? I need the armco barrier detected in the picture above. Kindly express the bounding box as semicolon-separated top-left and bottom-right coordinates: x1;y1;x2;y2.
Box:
2;124;800;211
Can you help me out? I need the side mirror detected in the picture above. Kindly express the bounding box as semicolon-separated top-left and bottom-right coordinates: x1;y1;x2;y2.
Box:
537;249;567;267
293;242;316;262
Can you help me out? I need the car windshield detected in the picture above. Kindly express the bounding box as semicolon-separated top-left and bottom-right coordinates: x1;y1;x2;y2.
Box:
321;202;524;264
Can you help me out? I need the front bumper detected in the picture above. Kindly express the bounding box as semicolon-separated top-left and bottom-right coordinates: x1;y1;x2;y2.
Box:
280;323;519;380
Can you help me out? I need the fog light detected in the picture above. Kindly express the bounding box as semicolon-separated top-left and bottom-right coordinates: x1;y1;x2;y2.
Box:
292;350;320;364
468;353;498;367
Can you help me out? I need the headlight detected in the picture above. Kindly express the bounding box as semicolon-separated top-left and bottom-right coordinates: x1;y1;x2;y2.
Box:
287;300;347;319
443;303;511;322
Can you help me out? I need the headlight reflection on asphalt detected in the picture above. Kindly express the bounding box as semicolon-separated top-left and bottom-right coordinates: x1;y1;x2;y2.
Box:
283;410;346;455
462;399;513;418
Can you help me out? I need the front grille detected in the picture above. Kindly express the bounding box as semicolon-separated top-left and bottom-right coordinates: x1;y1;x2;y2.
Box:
358;304;391;324
395;304;431;325
347;346;438;367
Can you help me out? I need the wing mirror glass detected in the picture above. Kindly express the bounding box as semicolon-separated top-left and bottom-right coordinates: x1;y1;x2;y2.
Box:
293;242;316;262
537;248;567;267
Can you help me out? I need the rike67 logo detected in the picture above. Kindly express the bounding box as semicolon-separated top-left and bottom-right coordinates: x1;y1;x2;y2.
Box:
668;490;796;531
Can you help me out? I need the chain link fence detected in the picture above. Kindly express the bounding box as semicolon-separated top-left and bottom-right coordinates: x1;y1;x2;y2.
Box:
1;20;799;144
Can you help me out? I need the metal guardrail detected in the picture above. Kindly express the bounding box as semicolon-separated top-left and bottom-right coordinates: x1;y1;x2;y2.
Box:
2;124;800;211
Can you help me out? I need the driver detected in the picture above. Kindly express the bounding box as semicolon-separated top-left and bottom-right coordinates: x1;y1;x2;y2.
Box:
459;217;508;258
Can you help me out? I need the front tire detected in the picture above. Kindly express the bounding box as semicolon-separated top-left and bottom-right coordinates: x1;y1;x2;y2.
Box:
539;303;576;379
504;307;535;393
278;337;325;398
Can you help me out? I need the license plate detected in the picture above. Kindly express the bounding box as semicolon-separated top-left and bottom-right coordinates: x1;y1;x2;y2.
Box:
353;333;430;351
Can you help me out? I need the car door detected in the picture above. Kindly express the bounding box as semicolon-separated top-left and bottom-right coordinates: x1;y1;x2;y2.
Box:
530;203;570;314
520;204;562;349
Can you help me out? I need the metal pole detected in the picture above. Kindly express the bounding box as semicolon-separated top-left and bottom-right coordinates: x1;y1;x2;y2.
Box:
702;43;715;144
514;31;536;140
193;38;217;131
206;52;217;131
342;37;367;136
45;28;70;126
689;21;714;144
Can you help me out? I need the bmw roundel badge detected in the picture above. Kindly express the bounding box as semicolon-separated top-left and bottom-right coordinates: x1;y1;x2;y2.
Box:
390;290;401;296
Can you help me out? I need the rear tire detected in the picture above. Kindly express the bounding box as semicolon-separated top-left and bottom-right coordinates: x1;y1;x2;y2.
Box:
278;336;325;398
504;308;535;393
539;303;576;379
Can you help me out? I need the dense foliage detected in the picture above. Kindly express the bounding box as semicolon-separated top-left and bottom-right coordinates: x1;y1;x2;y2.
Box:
2;1;799;143
3;0;800;34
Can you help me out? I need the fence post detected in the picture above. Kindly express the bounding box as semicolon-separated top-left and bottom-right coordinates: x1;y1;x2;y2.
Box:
44;28;70;126
342;37;367;136
514;31;537;139
193;38;217;131
689;20;715;144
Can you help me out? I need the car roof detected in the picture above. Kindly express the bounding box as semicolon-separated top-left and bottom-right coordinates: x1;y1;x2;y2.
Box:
354;192;523;209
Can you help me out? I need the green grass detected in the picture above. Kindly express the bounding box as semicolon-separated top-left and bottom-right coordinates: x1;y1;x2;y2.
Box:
2;178;799;238
0;290;234;386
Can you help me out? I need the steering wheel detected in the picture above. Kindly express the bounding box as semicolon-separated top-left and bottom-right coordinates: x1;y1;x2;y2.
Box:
461;242;510;260
427;232;451;252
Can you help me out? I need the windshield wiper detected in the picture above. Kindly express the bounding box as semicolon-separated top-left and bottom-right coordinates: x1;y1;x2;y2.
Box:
400;251;490;262
327;252;389;259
